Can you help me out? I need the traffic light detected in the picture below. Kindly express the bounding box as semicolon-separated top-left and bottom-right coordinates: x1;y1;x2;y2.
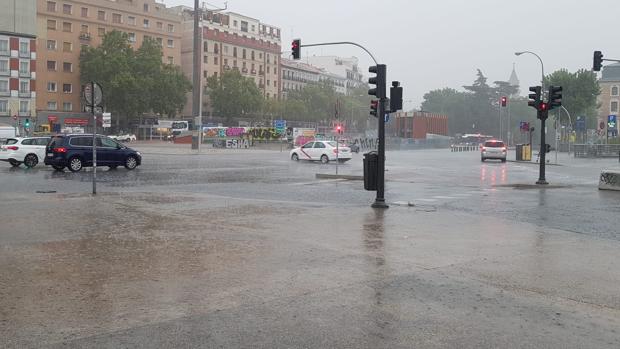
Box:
528;86;542;109
390;81;403;112
545;144;551;153
368;64;386;98
548;85;562;110
370;100;378;117
24;119;30;128
335;124;343;135
500;96;507;107
291;39;301;60
593;51;603;71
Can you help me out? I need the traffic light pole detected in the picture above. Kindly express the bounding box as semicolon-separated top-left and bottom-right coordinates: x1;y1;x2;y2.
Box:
537;115;548;185
372;98;388;209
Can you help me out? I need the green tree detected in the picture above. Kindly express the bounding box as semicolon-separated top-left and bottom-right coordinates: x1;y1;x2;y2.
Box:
543;69;600;127
206;70;263;124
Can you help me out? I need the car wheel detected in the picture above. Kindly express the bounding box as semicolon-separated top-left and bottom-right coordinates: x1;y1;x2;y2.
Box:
9;159;20;167
320;155;329;164
291;153;299;161
24;154;38;168
68;157;83;172
125;156;138;170
52;165;64;172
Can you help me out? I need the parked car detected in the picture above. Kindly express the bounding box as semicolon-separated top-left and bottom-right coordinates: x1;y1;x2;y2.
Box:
44;134;142;172
0;136;51;168
481;140;507;162
290;140;352;164
110;134;137;142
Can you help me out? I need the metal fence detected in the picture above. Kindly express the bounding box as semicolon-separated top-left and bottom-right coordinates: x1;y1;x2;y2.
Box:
572;144;620;158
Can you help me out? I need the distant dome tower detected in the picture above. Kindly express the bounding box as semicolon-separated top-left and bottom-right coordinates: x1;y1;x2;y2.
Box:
508;63;520;96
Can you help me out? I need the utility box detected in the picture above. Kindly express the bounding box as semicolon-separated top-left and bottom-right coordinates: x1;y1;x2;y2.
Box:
364;151;378;191
516;144;524;161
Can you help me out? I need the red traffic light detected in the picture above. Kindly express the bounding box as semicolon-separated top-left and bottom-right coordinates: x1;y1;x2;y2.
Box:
291;39;301;60
539;102;548;111
500;96;507;107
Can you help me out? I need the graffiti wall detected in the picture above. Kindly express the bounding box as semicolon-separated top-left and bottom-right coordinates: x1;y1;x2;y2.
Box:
202;127;284;141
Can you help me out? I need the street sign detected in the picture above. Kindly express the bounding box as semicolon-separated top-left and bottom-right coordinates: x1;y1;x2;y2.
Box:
519;121;530;132
576;116;586;131
608;115;617;130
102;113;111;128
82;83;103;106
274;119;286;133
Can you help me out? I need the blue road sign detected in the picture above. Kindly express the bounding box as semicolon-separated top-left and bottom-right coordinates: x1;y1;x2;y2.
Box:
576;116;586;131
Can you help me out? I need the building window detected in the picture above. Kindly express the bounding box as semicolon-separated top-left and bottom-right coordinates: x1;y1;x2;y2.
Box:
63;102;72;112
98;10;105;21
242;49;246;59
63;83;72;93
128;33;136;42
612;86;619;97
203;56;208;64
214;57;218;65
167;57;174;65
0;79;8;93
267;66;270;74
240;21;248;32
81;7;88;17
63;22;72;32
167;39;174;48
98;27;105;36
112;13;122;24
611;101;619;113
203;41;208;52
63;42;72;52
223;45;228;54
19;61;29;75
167;24;174;33
0;39;8;54
47;101;57;111
19;101;29;113
143;3;149;12
63;4;72;14
128;16;136;25
81;24;89;34
214;44;219;54
156;22;163;30
251;51;255;60
233;47;237;57
47;61;57;71
0;100;7;113
63;62;72;72
233;20;237;27
156;37;163;45
0;59;8;74
47;82;57;92
19;80;29;94
143;19;149;28
47;1;56;12
47;20;57;30
224;58;228;66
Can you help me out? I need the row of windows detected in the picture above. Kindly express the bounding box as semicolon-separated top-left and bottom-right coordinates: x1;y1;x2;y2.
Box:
0;100;30;113
204;42;278;64
0;38;30;56
0;79;32;94
46;101;73;112
46;1;175;32
46;82;73;93
46;61;73;72
0;59;32;76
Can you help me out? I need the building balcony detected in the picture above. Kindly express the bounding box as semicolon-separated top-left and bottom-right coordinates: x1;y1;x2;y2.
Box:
79;32;91;41
0;50;9;57
19;71;31;78
19;111;30;117
0;91;10;97
0;70;9;76
251;70;256;75
18;51;30;59
241;67;248;73
19;91;31;98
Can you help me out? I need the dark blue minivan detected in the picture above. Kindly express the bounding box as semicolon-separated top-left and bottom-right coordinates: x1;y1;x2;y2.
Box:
44;134;142;172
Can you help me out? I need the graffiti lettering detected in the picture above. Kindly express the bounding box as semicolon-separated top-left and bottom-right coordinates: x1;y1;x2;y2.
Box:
226;139;250;149
600;172;620;186
226;127;245;137
352;138;379;150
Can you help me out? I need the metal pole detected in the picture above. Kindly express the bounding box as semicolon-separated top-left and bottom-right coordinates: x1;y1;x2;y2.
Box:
91;81;97;195
192;0;201;121
508;99;512;146
498;102;502;140
372;98;388;208
335;133;339;175
537;115;548;185
555;110;559;164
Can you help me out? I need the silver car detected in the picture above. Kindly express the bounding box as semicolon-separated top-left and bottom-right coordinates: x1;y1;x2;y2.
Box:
481;140;507;162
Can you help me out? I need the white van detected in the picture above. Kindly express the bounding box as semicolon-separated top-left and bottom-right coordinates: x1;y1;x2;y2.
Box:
0;125;18;141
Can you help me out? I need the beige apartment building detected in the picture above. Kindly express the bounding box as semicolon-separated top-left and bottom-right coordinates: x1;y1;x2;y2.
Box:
175;6;282;118
36;0;182;127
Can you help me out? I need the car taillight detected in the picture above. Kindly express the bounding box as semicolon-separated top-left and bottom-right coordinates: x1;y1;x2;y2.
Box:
333;149;338;154
53;147;67;153
502;147;507;152
7;146;19;151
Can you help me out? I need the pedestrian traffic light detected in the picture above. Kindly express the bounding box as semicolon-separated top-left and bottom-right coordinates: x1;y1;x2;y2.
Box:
368;64;386;98
390;81;403;112
335;124;343;135
548;85;562;110
537;101;549;120
370;100;378;117
291;39;301;60
528;86;541;109
545;144;551;153
593;51;603;71
24;119;30;128
500;96;507;107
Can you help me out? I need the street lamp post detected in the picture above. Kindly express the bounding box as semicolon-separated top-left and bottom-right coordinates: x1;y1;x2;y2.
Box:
515;51;545;91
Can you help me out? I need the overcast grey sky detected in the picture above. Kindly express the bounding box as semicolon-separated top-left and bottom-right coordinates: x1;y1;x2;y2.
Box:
164;0;619;108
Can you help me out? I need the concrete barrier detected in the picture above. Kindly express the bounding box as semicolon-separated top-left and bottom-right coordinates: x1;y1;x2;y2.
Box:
598;169;620;191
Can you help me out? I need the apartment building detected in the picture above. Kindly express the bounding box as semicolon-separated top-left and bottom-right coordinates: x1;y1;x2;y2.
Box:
280;58;320;99
175;6;282;117
36;0;182;126
0;0;37;128
305;56;365;95
598;63;620;137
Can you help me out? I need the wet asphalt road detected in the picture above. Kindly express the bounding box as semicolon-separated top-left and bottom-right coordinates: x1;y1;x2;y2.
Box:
1;144;620;348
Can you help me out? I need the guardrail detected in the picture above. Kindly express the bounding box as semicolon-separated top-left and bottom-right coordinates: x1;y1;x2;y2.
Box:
451;144;479;152
572;144;620;158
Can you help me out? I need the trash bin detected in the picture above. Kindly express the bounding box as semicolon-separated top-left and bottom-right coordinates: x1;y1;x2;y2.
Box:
191;136;199;149
363;151;378;191
516;144;523;161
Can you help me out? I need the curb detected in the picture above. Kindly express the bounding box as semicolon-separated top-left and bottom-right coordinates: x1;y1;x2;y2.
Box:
507;160;563;166
315;173;364;180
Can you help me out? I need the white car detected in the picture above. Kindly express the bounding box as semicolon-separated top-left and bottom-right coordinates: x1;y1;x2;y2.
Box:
110;134;137;142
290;140;352;164
481;139;507;162
0;137;51;168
